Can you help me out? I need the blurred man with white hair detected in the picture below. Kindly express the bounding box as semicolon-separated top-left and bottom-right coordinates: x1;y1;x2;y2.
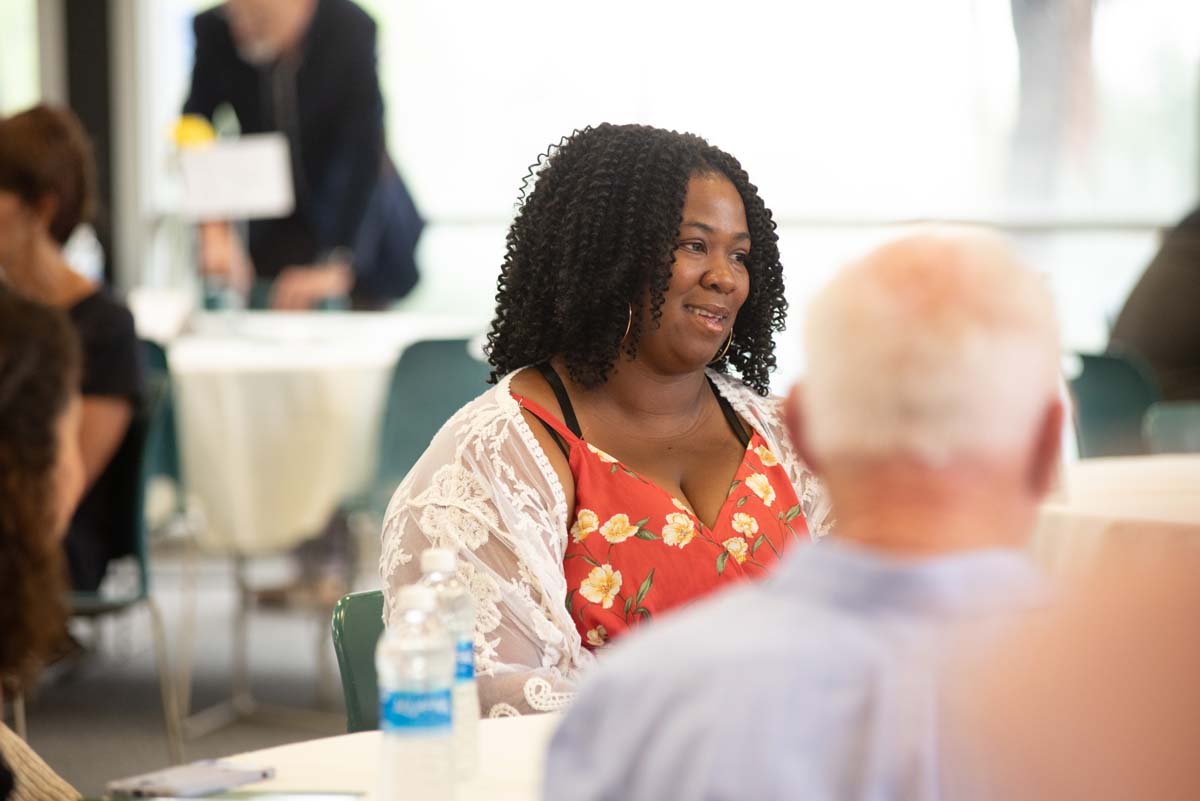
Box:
542;227;1064;801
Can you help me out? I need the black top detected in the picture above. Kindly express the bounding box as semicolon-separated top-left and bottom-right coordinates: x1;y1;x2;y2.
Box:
183;0;422;304
531;363;751;458
1110;208;1200;400
65;290;145;592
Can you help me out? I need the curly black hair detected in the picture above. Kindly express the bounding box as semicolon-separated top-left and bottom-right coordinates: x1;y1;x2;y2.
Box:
486;123;786;395
0;283;78;692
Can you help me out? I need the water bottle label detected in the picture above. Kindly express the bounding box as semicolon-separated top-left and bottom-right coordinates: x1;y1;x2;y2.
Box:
455;639;475;682
380;689;452;731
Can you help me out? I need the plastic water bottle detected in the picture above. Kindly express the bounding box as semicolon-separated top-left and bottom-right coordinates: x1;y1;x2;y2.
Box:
377;584;455;801
420;548;479;778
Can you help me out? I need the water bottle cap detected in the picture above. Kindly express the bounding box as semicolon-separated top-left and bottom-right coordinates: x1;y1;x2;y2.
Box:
397;584;437;612
421;548;457;574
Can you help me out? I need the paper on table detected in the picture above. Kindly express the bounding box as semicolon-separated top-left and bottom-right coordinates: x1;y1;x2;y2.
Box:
179;133;295;221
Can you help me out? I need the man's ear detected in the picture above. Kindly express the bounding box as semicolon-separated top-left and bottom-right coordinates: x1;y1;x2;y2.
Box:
1029;397;1065;498
785;383;822;474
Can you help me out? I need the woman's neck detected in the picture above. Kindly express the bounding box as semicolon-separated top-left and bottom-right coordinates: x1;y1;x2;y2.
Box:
2;238;92;308
558;356;712;437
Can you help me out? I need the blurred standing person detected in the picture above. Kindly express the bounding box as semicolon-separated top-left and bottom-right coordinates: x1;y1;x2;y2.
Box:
183;0;423;311
0;105;145;594
1109;207;1200;400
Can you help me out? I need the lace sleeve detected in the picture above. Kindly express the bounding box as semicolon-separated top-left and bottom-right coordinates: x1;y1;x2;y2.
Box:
710;371;835;539
379;376;596;717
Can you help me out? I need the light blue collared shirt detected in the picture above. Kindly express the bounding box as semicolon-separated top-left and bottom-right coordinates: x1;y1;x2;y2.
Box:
543;538;1047;801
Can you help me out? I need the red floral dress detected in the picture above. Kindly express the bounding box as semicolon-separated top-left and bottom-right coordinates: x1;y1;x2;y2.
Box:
512;371;808;651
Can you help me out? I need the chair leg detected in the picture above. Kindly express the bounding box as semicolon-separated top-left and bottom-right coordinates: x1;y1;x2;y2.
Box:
12;693;26;741
175;529;200;719
146;599;185;763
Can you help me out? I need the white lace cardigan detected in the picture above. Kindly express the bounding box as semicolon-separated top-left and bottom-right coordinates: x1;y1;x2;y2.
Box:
379;367;833;718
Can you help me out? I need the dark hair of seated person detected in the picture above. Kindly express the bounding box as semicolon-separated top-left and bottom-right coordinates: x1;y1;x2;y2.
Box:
485;123;786;396
0;285;79;694
0;103;96;244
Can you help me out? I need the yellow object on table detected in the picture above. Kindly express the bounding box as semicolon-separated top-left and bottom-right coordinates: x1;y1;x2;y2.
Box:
173;114;215;148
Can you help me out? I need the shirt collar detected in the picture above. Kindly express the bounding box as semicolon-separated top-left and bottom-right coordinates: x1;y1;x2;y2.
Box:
771;536;1049;619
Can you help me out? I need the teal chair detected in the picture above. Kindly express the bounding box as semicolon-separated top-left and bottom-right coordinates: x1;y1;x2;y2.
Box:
1069;351;1161;458
140;340;182;492
367;338;491;518
1144;401;1200;454
22;375;184;761
331;590;385;732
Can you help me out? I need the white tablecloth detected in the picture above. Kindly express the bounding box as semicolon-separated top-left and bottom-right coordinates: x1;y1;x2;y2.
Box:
228;713;559;801
1034;455;1200;572
168;311;482;554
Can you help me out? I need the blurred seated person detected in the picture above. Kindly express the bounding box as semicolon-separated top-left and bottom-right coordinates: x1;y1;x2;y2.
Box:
183;0;423;311
0;105;145;594
543;227;1064;800
1109;207;1200;400
381;123;833;717
948;549;1200;801
0;285;85;801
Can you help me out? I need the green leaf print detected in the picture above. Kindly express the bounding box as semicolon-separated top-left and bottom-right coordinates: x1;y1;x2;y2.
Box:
736;496;748;508
635;529;660;540
565;588;576;613
727;479;742;497
785;504;803;522
634;568;655;606
636;607;652;621
623;595;634;616
621;467;640;480
610;463;619;475
633;517;650;528
716;551;729;575
751;534;766;554
565;553;601;568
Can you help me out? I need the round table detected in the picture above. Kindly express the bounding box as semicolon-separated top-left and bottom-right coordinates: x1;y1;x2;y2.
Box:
168;311;483;555
225;713;559;801
1034;455;1200;572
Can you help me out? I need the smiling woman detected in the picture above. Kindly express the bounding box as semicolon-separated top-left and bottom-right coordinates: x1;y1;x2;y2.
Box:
380;124;833;717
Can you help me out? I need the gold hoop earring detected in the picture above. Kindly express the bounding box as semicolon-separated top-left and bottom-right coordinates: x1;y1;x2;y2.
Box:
711;332;733;364
623;305;633;340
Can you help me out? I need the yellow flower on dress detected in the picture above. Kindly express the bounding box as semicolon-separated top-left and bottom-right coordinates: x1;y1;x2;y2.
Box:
731;512;759;537
600;513;637;544
745;473;777;507
586;625;608;647
661;512;697;548
754;445;779;467
580;564;622;609
723;537;749;564
570;508;600;543
587;443;619;464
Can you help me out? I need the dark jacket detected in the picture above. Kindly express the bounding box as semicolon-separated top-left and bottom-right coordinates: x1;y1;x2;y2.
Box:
183;0;422;305
1110;209;1200;400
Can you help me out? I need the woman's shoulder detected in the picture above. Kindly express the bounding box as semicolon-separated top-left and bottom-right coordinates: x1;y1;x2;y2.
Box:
67;288;136;342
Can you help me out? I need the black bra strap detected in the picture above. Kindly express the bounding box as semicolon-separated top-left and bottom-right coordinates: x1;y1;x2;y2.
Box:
533;417;570;459
708;377;751;448
535;362;583;438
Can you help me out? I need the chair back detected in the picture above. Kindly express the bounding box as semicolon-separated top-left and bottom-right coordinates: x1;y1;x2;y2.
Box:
331;590;385;732
139;339;181;486
1144;401;1200;454
1069;351;1161;458
371;338;490;516
72;374;166;611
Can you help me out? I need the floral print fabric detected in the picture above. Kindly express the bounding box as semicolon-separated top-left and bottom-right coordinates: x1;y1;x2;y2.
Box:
513;394;809;651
